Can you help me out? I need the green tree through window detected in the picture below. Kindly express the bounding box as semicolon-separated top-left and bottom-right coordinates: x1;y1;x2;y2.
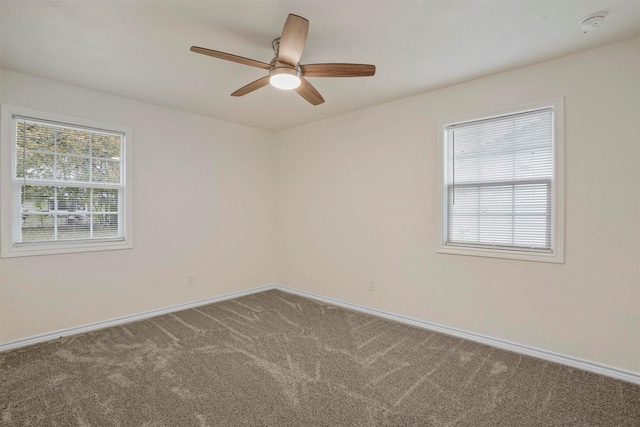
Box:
15;119;123;243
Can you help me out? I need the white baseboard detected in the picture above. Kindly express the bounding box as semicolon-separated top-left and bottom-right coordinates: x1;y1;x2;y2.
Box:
0;284;276;353
273;285;640;385
2;283;638;385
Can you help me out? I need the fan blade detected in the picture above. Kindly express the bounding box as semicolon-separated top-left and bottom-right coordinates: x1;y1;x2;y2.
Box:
278;14;309;66
191;46;271;70
231;76;270;97
301;63;376;77
295;78;324;105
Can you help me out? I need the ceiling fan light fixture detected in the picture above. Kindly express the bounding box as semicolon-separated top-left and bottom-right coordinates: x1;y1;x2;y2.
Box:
269;66;301;90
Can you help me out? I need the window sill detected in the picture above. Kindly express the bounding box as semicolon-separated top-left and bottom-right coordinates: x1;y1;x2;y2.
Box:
1;239;133;258
438;245;564;264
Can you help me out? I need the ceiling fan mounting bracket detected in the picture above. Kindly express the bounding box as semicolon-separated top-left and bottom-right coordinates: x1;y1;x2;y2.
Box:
272;38;281;53
270;37;298;69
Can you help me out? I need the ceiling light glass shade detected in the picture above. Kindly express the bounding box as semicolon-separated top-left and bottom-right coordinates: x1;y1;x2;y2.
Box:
269;67;301;90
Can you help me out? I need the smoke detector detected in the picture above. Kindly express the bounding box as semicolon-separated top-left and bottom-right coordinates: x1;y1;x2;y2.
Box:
579;12;607;33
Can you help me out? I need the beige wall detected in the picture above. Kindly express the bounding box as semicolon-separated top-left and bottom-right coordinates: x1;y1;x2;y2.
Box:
275;38;640;374
0;70;277;342
1;38;639;376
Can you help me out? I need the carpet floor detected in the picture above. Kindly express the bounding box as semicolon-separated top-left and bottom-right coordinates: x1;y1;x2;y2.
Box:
1;289;639;426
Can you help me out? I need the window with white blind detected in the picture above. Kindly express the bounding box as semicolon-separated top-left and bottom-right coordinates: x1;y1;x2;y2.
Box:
1;105;133;257
438;100;564;262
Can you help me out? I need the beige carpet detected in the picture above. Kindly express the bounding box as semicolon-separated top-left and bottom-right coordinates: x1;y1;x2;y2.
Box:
1;289;639;426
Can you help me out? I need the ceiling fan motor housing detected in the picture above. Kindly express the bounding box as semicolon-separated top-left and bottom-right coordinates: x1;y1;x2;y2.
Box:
269;38;301;89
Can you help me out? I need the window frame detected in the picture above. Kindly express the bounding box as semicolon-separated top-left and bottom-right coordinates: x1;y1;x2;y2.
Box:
436;98;564;263
1;104;133;258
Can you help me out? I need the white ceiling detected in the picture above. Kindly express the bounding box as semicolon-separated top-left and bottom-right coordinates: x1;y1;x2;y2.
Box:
1;1;638;132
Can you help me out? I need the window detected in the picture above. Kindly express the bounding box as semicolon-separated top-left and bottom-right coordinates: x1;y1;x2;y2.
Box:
1;105;133;257
438;100;564;262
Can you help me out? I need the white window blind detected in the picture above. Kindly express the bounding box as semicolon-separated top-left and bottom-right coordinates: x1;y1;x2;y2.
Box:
12;116;124;246
444;108;554;253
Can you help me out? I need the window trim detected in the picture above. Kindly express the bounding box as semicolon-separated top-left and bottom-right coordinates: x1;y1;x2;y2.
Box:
1;104;133;257
436;98;564;263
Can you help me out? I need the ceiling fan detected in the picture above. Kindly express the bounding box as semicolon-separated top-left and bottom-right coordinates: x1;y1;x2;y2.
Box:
190;14;376;106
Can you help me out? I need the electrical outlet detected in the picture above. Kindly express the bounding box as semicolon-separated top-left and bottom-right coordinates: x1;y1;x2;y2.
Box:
188;275;195;286
368;280;375;292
